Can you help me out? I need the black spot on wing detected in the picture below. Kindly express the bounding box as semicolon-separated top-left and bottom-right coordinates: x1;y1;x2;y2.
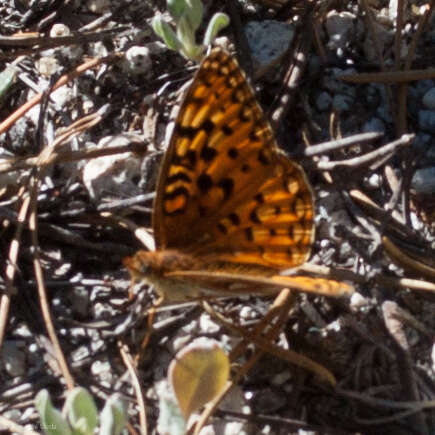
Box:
201;118;215;134
177;125;196;140
250;209;261;224
217;223;227;234
218;178;234;201
200;145;218;162
228;213;240;226
185;150;197;167
228;147;238;159
197;172;213;194
254;193;264;204
245;227;254;241
222;125;233;136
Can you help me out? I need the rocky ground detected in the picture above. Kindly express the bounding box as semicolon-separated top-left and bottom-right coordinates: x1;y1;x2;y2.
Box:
0;1;434;434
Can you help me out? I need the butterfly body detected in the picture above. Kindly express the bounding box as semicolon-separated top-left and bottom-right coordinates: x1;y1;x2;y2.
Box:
124;48;354;302
124;250;207;302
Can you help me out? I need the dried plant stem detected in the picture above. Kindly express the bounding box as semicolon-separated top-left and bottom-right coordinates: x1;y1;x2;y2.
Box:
118;340;148;435
0;189;30;349
28;173;75;389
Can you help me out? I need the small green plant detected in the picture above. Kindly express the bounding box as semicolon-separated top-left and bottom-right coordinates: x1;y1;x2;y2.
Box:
152;0;229;61
35;387;126;435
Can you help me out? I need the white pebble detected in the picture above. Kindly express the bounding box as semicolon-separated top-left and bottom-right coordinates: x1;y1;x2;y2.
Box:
123;46;152;75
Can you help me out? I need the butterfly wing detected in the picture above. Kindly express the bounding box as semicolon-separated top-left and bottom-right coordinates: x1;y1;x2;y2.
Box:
153;48;314;269
166;270;354;298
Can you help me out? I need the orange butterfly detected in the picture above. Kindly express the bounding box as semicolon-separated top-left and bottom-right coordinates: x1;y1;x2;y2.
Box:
123;48;353;302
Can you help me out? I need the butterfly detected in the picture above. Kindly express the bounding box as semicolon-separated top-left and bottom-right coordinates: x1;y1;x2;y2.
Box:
123;48;354;302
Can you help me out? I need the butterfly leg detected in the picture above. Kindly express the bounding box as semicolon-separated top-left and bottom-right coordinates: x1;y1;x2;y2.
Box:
134;295;163;364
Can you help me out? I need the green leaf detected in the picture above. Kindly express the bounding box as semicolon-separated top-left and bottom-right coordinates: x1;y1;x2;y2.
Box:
99;394;126;435
167;0;187;21
177;16;204;60
177;15;195;51
35;390;72;435
152;16;181;51
203;13;230;47
65;387;98;435
169;342;230;419
184;0;203;31
0;66;17;100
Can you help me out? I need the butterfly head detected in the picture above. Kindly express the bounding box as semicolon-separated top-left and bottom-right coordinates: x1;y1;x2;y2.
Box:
123;250;205;302
123;250;199;283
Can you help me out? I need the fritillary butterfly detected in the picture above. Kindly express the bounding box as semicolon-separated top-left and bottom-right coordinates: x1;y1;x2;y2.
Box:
123;48;353;301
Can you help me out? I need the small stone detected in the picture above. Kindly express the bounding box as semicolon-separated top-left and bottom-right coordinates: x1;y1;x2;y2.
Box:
47;23;82;59
320;239;331;249
411;167;435;195
410;212;424;231
363;21;393;62
316;92;332;111
239;306;256;320
122;46;152;76
82;134;143;201
332;93;353;113
418;110;435;133
68;287;89;317
270;370;291;386
36;57;60;76
2;341;26;377
362;117;385;133
245;21;295;77
87;0;110;13
350;293;369;312
253;389;285;413
364;173;382;189
422;87;435;109
50;23;70;37
325;10;356;51
50;86;74;108
415;79;434;97
412;133;432;154
199;313;220;334
71;345;90;362
91;360;111;375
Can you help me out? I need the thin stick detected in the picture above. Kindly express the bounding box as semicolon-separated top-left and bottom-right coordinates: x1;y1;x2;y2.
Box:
316;134;413;170
304;132;383;157
0;190;30;349
28;173;75;389
118;340;148;435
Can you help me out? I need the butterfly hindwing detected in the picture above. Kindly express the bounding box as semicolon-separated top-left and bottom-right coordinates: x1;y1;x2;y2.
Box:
166;270;353;297
194;155;314;269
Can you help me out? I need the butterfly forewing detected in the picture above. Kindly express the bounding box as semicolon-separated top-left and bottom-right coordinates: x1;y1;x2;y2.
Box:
153;49;314;270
